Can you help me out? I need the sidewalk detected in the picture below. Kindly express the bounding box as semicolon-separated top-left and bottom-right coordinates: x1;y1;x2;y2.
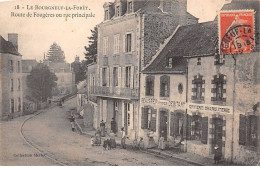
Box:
74;117;227;166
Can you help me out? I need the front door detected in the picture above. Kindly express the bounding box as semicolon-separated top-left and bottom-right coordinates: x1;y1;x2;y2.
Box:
213;118;223;151
160;111;168;141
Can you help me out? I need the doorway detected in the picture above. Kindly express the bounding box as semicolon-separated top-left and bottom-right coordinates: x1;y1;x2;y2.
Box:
160;111;168;141
213;118;223;152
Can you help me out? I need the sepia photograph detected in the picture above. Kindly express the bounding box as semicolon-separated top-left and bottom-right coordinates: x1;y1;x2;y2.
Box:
0;0;259;166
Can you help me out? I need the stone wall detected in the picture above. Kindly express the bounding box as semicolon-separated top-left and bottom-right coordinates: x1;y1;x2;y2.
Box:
142;13;197;68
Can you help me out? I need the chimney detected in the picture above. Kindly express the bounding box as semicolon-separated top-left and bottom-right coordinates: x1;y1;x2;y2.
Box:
8;33;18;51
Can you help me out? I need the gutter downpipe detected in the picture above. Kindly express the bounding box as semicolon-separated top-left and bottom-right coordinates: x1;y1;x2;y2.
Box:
185;57;189;152
231;54;237;164
137;12;143;139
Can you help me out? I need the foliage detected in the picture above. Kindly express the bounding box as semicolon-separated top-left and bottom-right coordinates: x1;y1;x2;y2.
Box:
71;61;86;84
84;26;97;64
47;42;65;62
26;63;58;102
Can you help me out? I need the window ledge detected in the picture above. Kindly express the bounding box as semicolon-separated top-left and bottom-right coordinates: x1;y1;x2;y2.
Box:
160;97;169;100
211;101;226;106
145;95;154;98
191;100;205;104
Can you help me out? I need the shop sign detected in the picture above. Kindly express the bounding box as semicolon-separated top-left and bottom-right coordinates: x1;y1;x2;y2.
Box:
188;103;232;113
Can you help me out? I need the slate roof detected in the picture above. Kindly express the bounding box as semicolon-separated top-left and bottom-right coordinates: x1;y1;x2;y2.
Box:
22;59;38;73
104;0;197;20
0;35;21;56
143;21;217;74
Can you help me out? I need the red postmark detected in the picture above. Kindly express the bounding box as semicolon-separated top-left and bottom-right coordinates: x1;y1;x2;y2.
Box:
219;10;255;55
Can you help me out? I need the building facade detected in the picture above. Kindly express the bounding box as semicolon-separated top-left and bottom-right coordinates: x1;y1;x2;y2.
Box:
139;0;259;164
90;0;197;139
0;34;23;120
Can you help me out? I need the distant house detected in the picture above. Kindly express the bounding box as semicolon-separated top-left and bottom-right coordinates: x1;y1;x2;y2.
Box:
43;42;76;96
0;34;23;120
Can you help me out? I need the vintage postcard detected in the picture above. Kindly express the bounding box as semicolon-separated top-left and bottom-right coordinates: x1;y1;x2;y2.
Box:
0;0;259;166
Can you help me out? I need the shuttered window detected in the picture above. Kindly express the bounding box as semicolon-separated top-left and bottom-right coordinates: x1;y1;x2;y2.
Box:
160;75;170;97
186;114;192;140
191;75;205;101
192;115;202;141
211;74;226;102
170;112;175;137
201;117;208;144
141;107;156;131
141;108;148;129
170;112;184;137
239;114;246;145
145;76;154;96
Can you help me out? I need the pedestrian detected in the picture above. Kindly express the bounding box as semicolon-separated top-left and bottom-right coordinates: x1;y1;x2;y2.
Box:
120;127;128;149
158;130;165;150
70;116;75;132
95;129;101;145
100;120;106;137
111;117;117;134
91;136;95;146
214;144;222;164
138;137;144;150
109;131;116;149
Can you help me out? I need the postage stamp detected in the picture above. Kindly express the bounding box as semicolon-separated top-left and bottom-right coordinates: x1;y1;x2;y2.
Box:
219;10;255;55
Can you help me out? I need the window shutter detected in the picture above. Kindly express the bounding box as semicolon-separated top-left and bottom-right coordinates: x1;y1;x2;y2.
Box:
113;36;116;54
99;68;102;86
123;34;126;53
106;68;109;86
151;78;154;96
246;116;250;146
141;108;148;129
170;112;175;136
131;32;135;52
174;114;179;136
130;66;134;89
130;103;134;129
239;114;246;145
110;67;113;87
201;117;208;144
118;67;121;87
122;66;126;88
186;114;192;140
150;109;157;131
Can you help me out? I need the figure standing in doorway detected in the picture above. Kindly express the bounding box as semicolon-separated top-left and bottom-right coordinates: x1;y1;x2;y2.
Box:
100;120;105;137
214;144;222;164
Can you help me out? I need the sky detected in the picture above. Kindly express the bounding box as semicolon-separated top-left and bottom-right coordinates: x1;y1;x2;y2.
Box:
0;0;227;63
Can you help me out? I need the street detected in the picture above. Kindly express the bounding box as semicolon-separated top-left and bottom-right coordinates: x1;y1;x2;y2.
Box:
1;97;193;166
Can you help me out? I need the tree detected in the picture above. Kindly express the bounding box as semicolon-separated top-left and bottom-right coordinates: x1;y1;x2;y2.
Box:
47;42;65;62
84;26;97;64
71;60;86;84
26;63;58;102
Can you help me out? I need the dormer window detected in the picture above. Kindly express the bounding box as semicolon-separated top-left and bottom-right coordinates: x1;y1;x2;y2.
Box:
167;57;173;68
128;1;133;13
116;6;120;17
105;10;109;20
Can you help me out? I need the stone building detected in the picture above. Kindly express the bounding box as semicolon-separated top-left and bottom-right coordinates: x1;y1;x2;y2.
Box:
90;0;197;139
139;0;259;164
87;62;98;128
0;34;23;120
